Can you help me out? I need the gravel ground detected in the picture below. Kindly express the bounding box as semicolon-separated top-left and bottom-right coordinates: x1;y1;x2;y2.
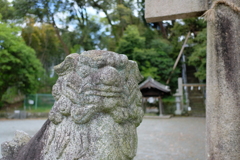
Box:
0;117;205;160
134;117;205;160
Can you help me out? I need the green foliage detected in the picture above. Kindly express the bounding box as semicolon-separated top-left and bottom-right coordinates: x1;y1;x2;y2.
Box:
116;25;176;84
170;18;206;57
116;25;145;60
62;16;102;51
13;0;105;52
0;21;44;105
38;74;58;93
1;87;24;104
111;4;132;26
0;0;208;107
188;28;207;80
170;18;207;81
21;19;64;75
134;48;174;83
0;0;15;22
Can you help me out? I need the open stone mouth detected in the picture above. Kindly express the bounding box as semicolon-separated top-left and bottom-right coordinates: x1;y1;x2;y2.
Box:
83;84;124;97
84;90;122;97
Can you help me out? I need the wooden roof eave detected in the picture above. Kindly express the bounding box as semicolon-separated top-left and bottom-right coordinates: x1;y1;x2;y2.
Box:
139;77;170;93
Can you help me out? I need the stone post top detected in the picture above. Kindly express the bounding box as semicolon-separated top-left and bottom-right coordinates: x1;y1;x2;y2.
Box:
145;0;209;22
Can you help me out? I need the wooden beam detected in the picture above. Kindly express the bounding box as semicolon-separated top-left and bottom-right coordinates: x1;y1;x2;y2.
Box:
166;31;190;84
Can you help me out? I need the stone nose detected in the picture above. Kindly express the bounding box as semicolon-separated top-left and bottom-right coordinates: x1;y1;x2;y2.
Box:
98;66;121;86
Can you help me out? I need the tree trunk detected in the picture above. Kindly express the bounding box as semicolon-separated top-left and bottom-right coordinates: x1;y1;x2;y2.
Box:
158;21;167;39
51;14;70;56
206;0;240;159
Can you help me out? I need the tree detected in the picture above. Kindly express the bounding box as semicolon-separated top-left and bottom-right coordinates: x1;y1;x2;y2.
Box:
13;0;74;55
13;0;103;53
116;25;176;85
6;0;191;91
116;25;145;60
0;21;44;106
169;18;207;81
188;28;206;80
21;18;63;75
0;0;15;22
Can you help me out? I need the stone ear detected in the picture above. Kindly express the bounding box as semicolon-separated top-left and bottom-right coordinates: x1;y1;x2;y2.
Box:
54;53;79;76
129;60;144;83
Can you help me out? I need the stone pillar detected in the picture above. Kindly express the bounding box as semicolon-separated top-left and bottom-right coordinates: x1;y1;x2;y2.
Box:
158;97;163;116
1;51;144;160
142;97;147;113
174;90;182;115
206;0;240;159
178;78;183;110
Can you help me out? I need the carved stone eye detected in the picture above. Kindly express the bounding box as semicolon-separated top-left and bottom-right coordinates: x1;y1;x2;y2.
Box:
98;66;121;86
77;64;91;78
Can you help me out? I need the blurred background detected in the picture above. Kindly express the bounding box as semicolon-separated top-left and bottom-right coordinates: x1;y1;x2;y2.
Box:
0;1;207;159
0;0;206;117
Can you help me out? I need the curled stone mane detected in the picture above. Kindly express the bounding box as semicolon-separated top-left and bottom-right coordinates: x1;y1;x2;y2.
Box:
1;51;144;160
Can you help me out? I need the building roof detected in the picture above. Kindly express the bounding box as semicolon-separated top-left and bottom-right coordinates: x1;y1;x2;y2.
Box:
139;77;170;93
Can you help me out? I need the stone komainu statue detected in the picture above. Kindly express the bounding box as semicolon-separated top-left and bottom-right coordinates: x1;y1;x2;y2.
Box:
1;50;144;160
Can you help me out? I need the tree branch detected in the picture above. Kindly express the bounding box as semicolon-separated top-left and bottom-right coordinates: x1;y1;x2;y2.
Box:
50;14;70;55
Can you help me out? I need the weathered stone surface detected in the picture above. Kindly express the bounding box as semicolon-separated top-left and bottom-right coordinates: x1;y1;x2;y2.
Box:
1;50;144;160
145;0;208;22
206;0;240;159
1;130;31;160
